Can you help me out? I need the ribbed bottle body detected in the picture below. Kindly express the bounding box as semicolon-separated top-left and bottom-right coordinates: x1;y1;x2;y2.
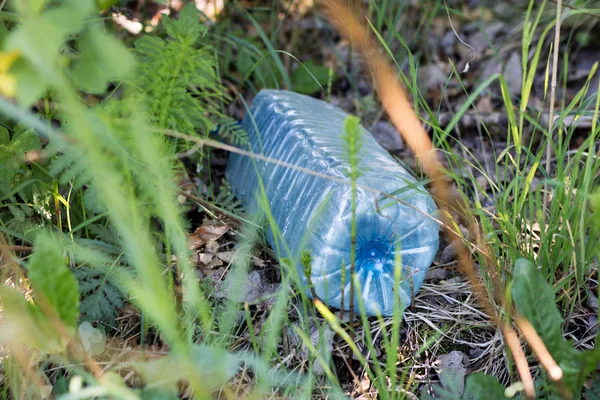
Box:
226;90;439;316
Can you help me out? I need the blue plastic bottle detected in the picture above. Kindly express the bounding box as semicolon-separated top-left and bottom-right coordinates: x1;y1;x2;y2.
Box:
226;90;439;316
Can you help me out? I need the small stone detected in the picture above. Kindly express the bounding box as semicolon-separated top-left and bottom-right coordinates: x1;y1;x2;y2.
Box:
588;291;598;312
370;121;404;151
440;239;461;264
425;267;448;282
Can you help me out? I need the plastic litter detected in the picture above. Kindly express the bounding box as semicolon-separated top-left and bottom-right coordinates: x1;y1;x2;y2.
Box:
226;90;439;316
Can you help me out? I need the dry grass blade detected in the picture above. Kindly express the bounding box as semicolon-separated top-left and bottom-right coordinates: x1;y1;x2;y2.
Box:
515;317;571;399
502;323;535;399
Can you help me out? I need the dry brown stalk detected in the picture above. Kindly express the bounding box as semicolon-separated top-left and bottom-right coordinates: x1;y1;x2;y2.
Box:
502;323;535;399
515;317;562;381
515;317;572;399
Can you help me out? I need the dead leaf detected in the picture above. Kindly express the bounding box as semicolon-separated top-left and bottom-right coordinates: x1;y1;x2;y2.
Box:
216;251;237;263
194;252;223;270
188;222;230;250
197;253;214;264
217;251;266;268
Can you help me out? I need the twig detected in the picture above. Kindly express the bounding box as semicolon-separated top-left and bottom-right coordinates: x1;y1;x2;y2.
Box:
543;0;562;208
0;245;34;254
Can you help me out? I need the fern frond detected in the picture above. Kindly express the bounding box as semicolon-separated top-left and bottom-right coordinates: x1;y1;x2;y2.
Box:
213;179;243;214
74;265;125;325
215;116;248;146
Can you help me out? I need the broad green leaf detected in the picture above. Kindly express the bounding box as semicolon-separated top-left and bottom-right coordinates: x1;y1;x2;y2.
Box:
5;15;66;105
10;58;48;105
11;0;47;16
11;125;40;154
96;0;118;11
132;345;240;393
72;25;136;94
27;233;80;329
6;16;67;72
291;61;330;94
0;286;65;353
64;0;96;20
462;373;506;400
423;368;466;400
0;23;10;48
512;259;563;353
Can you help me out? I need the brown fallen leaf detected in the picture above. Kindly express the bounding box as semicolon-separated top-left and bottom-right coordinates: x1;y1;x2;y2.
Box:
188;222;230;250
216;251;266;268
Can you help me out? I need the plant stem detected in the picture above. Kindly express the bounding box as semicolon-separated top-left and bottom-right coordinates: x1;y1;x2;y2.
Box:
543;0;562;208
349;171;357;325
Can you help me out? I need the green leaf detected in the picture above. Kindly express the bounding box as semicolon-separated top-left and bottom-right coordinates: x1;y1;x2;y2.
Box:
140;388;179;400
512;259;564;353
5;15;66;105
291;61;330;94
584;375;600;399
10;58;47;106
72;25;135;94
423;368;465;400
132;345;240;393
6;15;67;72
161;3;206;43
463;373;506;400
64;0;96;20
5;1;92;104
590;187;600;232
27;233;80;329
0;286;65;353
12;0;47;15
